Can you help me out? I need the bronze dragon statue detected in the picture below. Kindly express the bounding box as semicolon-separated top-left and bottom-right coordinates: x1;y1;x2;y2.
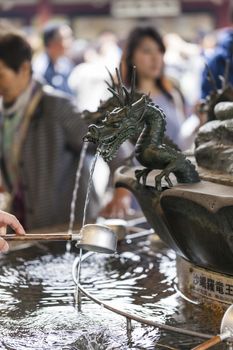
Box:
84;68;200;191
81;68;180;151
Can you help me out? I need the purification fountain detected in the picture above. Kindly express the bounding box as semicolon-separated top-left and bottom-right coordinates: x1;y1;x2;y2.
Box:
84;67;233;348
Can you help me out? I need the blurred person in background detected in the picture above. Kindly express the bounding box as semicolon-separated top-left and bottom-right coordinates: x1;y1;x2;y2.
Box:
0;30;132;230
33;22;74;95
121;26;187;150
164;33;204;109
164;33;207;145
69;30;121;112
199;31;217;61
201;4;233;99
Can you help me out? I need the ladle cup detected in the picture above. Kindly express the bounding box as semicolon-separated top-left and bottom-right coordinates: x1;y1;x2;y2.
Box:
76;224;117;253
192;304;233;350
1;224;117;254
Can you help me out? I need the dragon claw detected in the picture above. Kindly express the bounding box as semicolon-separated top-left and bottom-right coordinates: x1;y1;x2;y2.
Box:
135;169;142;183
135;168;151;185
155;170;174;191
165;175;173;187
142;174;147;186
155;178;162;192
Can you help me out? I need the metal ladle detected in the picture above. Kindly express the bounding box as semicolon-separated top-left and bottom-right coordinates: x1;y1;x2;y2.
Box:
76;224;117;253
1;224;117;254
192;304;233;350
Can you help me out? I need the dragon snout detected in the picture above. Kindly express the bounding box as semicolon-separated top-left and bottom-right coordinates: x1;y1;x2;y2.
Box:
89;124;99;134
83;124;100;143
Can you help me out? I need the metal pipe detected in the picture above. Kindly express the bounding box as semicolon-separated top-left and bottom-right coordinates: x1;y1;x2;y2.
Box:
127;217;147;226
72;253;214;340
125;228;154;240
126;318;132;333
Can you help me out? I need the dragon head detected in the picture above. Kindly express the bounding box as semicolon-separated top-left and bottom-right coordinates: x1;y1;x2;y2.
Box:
84;67;148;162
85;96;147;161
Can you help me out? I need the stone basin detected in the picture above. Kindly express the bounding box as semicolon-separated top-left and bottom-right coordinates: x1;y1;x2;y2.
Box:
114;166;233;275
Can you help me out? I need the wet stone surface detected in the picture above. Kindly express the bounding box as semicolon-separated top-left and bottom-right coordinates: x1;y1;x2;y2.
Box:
0;237;226;350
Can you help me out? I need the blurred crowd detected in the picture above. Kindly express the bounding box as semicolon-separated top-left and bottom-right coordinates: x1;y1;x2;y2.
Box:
28;20;223;148
0;14;233;237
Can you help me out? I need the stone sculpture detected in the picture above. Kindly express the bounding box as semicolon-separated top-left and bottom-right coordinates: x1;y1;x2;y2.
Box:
195;59;233;174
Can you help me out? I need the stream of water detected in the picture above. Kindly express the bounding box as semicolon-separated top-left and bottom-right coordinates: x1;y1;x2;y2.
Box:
82;150;100;228
68;142;89;235
75;150;100;306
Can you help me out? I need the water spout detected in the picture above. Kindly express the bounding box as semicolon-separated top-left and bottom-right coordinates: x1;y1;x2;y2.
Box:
75;149;101;308
82;149;101;228
68;142;89;235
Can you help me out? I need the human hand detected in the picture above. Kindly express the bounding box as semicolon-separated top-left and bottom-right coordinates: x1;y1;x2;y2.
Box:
0;211;25;252
100;188;132;219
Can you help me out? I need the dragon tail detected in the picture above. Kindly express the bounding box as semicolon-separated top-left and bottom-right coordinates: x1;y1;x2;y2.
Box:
174;158;200;184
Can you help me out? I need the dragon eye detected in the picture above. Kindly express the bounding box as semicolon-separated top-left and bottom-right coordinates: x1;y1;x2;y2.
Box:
113;123;120;128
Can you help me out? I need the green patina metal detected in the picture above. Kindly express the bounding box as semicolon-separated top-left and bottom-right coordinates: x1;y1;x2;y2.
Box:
84;67;200;191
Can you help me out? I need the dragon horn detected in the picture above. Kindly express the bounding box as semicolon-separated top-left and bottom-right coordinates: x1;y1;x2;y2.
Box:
119;61;123;77
105;80;114;90
122;86;130;105
130;66;136;104
147;91;151;99
115;68;125;105
119;62;132;105
107;87;124;106
105;66;116;90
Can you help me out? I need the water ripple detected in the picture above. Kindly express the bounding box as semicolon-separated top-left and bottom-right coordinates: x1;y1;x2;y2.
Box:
0;238;223;349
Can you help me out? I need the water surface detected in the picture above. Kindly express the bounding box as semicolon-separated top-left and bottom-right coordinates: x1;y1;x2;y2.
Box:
0;236;225;350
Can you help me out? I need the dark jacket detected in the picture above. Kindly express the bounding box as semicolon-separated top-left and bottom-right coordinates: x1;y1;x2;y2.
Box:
201;29;233;99
0;82;131;230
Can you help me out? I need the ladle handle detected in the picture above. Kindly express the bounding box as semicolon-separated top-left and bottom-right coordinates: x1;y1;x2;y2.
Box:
1;233;73;241
191;336;221;350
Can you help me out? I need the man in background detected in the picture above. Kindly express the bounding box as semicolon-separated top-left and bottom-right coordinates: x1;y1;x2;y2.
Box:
0;30;132;231
33;22;74;95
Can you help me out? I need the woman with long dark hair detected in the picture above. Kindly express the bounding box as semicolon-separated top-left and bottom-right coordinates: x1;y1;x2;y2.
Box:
121;26;186;149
